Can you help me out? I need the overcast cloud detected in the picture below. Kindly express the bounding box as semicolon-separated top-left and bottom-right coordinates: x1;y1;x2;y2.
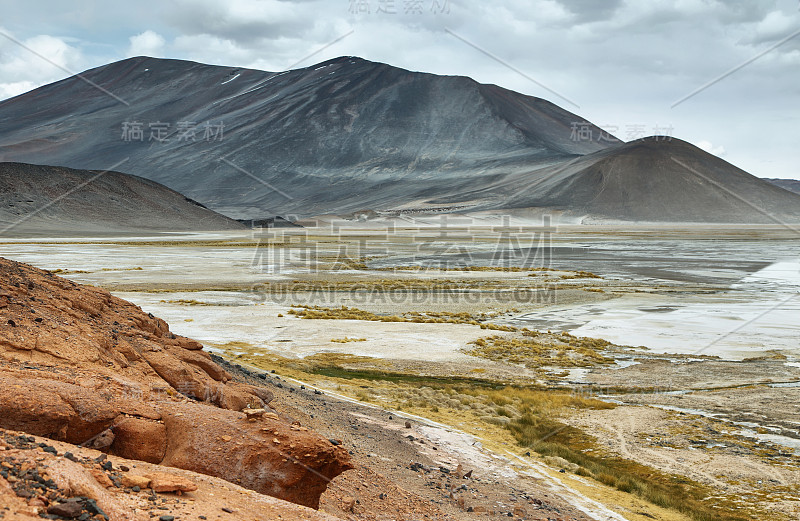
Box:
0;0;798;179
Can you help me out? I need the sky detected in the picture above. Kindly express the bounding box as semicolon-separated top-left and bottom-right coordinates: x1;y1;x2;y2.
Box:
0;0;798;179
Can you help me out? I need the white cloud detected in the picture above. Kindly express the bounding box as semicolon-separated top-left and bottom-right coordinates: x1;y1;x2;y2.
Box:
0;81;37;100
751;9;799;43
695;140;727;157
0;29;84;99
127;30;166;57
165;0;310;43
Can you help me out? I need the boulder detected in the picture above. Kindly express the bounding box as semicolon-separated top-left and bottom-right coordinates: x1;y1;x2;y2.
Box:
173;348;230;381
159;403;353;508
0;375;119;444
110;417;167;463
148;472;198;493
140;350;215;402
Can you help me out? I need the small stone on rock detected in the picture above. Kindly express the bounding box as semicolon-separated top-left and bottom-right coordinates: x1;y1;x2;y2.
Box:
47;499;83;519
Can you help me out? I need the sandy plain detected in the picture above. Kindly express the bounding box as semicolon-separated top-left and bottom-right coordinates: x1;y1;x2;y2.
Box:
1;223;799;520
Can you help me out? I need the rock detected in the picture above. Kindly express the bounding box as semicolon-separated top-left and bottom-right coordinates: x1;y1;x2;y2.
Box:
212;382;264;411
0;258;352;511
39;456;130;520
0;335;32;350
141;350;216;403
120;474;152;489
149;472;198;493
159;403;352;508
247;386;274;405
84;429;115;450
243;408;266;420
512;506;527;517
0;376;119;444
173;349;230;381
173;337;204;350
404;421;412;429
90;467;115;488
47;498;84;518
110;417;167;463
0;377;71;437
343;496;356;512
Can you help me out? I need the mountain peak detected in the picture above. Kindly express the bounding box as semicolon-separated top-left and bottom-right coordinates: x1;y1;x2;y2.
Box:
1;56;794;223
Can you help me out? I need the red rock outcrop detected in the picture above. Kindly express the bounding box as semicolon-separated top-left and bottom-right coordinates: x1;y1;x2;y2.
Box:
0;428;341;521
0;257;352;508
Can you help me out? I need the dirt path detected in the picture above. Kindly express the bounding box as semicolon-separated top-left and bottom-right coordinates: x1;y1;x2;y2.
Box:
570;406;800;520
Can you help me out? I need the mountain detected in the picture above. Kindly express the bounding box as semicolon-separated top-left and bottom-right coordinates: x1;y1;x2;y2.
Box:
0;162;245;235
765;178;800;195
477;137;800;223
0;56;798;223
237;216;303;228
0;56;616;219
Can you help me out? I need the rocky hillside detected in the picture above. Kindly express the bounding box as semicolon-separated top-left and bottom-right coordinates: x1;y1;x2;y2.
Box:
0;256;351;511
0;56;616;219
0;162;245;235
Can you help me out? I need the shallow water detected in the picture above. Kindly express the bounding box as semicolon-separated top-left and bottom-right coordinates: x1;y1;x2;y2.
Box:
512;251;800;359
0;230;798;361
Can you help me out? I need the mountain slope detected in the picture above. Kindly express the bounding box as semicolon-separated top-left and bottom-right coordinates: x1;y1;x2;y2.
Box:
0;56;797;223
0;56;617;218
0;162;245;235
765;178;800;195
496;138;800;223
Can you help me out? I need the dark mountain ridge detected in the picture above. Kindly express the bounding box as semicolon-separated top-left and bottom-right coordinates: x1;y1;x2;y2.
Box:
0;162;245;235
1;56;798;223
0;56;616;218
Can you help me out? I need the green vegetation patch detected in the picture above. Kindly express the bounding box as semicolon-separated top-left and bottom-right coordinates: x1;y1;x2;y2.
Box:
288;304;517;329
467;329;616;368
